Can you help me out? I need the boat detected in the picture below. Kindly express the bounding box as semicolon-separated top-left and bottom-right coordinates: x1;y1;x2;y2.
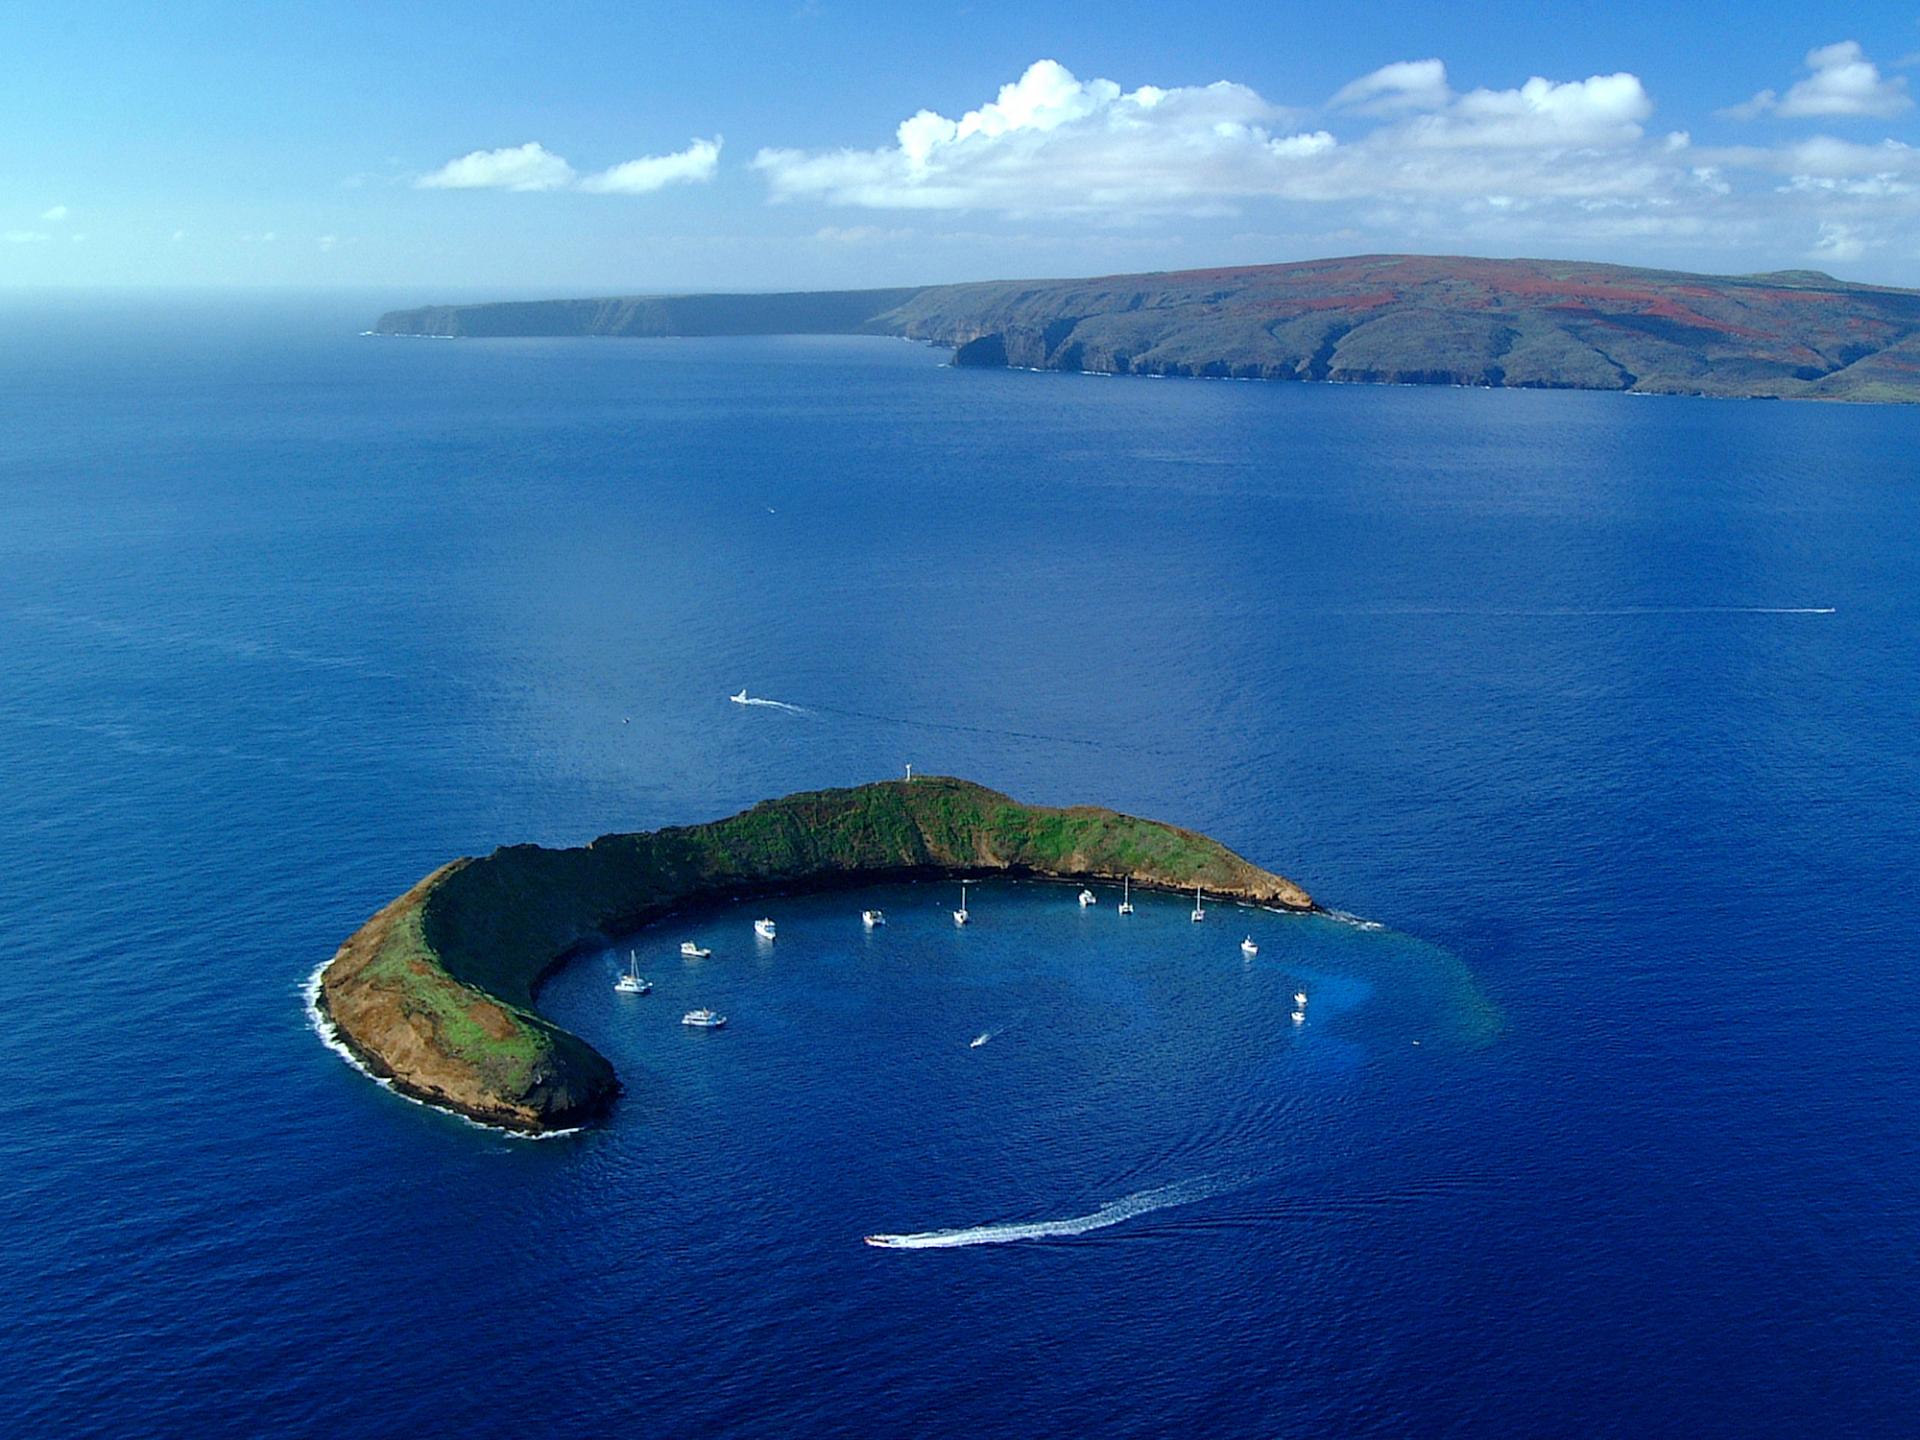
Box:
614;950;652;994
1240;936;1258;957
1294;991;1308;1007
969;1032;989;1048
680;941;711;958
953;881;970;926
862;909;886;928
1118;877;1134;915
754;917;777;941
1291;1010;1305;1025
682;1008;727;1029
1191;884;1206;923
730;688;749;705
1078;888;1096;908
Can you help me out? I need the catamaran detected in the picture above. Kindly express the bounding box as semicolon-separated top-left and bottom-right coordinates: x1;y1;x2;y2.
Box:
953;881;970;926
754;917;777;941
680;941;711;958
682;1008;727;1029
1078;888;1096;908
862;909;886;928
614;950;652;994
1118;877;1134;915
1191;884;1206;923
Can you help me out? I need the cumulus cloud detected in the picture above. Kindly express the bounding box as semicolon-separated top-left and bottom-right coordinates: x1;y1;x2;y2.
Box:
1725;41;1911;119
417;137;721;195
579;137;721;193
417;141;576;191
754;58;1659;214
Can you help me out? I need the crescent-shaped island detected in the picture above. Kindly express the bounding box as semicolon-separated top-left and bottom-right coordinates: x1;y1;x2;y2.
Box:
314;777;1314;1133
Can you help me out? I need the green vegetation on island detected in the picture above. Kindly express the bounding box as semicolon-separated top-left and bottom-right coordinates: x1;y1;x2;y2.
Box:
316;777;1313;1133
373;253;1920;403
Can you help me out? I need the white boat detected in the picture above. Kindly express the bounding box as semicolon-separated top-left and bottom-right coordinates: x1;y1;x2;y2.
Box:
754;917;777;941
969;1032;989;1048
1241;936;1258;957
1291;1010;1305;1025
1118;877;1134;915
1191;884;1206;923
730;688;750;705
614;950;652;994
1078;888;1096;908
862;909;886;928
680;941;711;958
953;881;970;926
1294;991;1308;1007
683;1008;727;1029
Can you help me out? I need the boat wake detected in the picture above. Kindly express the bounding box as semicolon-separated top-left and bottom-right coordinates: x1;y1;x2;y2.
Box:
729;689;810;714
1324;908;1386;932
863;1174;1237;1249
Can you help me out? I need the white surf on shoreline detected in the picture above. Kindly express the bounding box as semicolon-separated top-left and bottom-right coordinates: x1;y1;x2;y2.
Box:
864;1174;1236;1249
302;961;581;1142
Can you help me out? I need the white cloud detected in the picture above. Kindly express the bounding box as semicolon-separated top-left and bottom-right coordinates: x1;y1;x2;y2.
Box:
2;230;50;244
1725;41;1911;119
1812;220;1865;260
1330;59;1450;115
170;229;188;242
417;141;576;191
579;137;721;193
40;204;68;222
317;234;339;251
814;224;915;244
754;58;1656;215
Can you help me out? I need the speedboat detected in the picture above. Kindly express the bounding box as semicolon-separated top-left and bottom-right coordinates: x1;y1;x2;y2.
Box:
730;688;750;705
683;1008;727;1029
614;950;652;994
1118;877;1134;915
862;909;886;928
680;941;711;959
1240;936;1258;957
1191;884;1206;923
754;918;776;941
953;881;970;926
1078;888;1096;908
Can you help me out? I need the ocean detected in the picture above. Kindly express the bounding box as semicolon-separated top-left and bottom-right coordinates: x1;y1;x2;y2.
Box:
1;294;1915;1436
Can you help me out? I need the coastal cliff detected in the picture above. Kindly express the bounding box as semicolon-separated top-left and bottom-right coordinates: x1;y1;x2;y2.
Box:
373;254;1920;402
315;777;1312;1133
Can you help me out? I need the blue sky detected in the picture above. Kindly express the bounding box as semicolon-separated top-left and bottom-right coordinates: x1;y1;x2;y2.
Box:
5;1;1919;292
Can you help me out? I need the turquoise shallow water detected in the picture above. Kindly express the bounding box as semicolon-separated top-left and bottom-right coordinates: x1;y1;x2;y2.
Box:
1;295;1916;1436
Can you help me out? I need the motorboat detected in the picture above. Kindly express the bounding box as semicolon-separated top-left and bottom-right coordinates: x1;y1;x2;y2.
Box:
862;909;886;928
953;881;970;926
680;941;712;959
1191;884;1206;923
614;950;652;994
730;688;750;705
1078;888;1096;907
1118;877;1134;915
754;918;777;941
682;1008;727;1029
1240;936;1258;957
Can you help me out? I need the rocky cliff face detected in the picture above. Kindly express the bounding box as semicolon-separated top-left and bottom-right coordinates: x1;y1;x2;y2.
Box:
372;254;1920;402
315;778;1312;1133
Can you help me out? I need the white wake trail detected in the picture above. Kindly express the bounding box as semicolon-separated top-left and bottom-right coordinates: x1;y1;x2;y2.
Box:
864;1175;1235;1249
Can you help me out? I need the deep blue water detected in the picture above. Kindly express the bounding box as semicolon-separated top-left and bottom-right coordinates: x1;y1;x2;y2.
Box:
1;295;1916;1437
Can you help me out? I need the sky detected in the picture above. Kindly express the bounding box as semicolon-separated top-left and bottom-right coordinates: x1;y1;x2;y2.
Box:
5;1;1920;294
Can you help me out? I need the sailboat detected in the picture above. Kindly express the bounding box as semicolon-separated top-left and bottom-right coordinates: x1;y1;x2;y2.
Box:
1191;884;1206;923
953;881;970;926
1118;876;1134;915
614;950;652;995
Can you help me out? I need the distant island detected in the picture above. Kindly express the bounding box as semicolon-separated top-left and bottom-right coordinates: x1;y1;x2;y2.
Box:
314;777;1314;1134
373;253;1920;403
